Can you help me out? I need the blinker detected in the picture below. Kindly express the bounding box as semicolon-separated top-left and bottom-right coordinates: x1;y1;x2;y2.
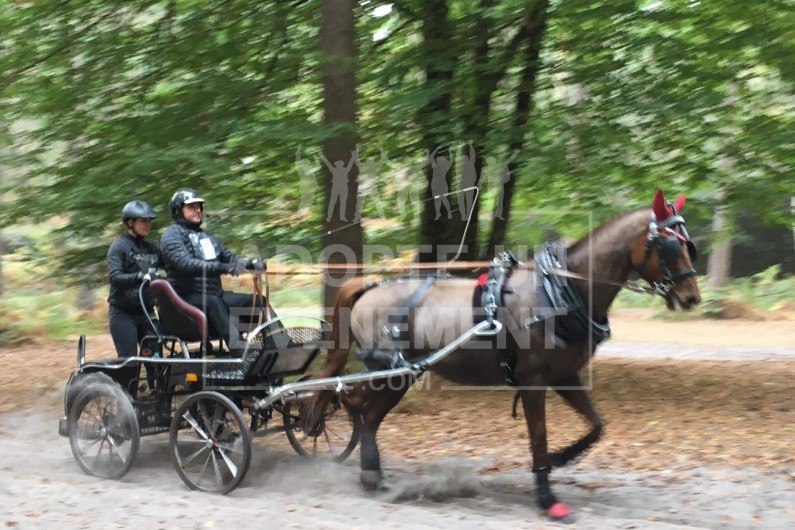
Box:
658;236;682;262
686;240;698;262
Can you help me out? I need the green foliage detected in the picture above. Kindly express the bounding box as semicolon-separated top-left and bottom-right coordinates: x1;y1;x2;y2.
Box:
531;0;795;222
0;288;105;344
1;0;792;282
0;249;106;343
1;0;327;278
700;265;794;313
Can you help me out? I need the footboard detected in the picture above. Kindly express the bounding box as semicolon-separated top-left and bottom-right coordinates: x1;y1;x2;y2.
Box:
243;316;328;380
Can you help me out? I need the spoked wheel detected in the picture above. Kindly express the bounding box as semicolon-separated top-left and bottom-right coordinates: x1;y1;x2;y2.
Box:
283;394;361;463
169;391;251;494
67;380;140;480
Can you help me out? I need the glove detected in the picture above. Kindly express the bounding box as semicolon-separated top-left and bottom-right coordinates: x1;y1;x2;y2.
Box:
234;258;251;276
142;268;157;283
247;258;267;272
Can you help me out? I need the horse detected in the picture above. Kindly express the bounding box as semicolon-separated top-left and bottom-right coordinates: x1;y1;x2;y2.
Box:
304;189;701;521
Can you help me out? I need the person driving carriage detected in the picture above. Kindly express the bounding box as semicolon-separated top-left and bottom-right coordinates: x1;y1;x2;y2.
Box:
107;200;163;358
160;188;267;357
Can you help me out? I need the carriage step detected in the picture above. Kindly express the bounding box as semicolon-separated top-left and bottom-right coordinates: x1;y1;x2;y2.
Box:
140;425;171;436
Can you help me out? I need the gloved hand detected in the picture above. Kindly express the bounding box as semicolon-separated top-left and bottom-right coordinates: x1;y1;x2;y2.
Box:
232;257;249;276
142;268;157;283
246;258;267;272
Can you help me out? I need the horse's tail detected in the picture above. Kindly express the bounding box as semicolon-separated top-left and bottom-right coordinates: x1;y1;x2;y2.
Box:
301;276;375;431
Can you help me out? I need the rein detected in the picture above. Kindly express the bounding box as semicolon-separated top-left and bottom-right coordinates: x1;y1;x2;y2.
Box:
256;262;663;296
250;273;271;329
541;268;662;296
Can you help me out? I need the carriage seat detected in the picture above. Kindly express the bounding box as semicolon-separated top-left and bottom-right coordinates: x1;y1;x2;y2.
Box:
148;279;211;344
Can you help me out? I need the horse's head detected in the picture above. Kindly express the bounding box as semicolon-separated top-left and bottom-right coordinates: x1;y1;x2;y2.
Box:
630;189;701;311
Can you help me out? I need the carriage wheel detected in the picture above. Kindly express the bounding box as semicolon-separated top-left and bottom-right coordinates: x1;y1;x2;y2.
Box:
169;391;251;494
282;394;361;463
67;380;140;480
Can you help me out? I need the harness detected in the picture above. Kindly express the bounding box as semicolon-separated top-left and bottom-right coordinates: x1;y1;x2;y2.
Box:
360;206;695;382
476;252;518;326
473;252;519;385
533;243;611;349
355;275;437;370
472;247;612;387
643;208;698;300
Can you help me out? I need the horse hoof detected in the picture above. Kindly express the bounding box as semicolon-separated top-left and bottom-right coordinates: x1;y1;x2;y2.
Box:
547;501;574;522
360;470;383;491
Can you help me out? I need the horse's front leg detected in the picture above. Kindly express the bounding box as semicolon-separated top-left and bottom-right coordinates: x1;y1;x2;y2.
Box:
550;373;604;467
519;387;573;521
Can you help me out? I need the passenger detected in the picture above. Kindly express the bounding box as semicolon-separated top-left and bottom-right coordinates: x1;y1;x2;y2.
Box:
160;188;267;357
107;200;162;357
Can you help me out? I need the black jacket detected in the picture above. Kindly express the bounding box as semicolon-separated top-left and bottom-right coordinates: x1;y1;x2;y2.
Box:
160;220;237;297
107;232;162;312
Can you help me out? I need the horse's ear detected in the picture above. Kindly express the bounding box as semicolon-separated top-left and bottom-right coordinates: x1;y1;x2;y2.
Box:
651;189;671;220
673;194;686;212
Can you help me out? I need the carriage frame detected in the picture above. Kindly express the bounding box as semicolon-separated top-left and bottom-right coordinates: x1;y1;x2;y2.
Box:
58;274;495;494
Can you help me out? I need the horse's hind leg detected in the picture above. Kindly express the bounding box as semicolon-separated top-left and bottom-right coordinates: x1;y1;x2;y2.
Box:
550;373;604;467
353;375;413;490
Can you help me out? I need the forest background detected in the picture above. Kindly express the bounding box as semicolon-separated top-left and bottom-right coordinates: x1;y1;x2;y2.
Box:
0;0;793;341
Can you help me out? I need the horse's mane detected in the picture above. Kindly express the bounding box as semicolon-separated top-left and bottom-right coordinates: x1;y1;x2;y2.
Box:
565;207;647;256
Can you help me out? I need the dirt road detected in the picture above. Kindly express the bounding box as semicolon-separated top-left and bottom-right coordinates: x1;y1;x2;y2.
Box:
1;408;793;529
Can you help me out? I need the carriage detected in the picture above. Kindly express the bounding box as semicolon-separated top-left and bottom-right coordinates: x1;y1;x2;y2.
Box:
58;273;494;494
57;275;362;494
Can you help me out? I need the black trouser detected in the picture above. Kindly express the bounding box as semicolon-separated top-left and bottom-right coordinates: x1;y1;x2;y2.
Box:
109;306;153;358
184;291;268;357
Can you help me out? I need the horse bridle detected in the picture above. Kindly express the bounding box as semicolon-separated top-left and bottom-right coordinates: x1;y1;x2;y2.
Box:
642;206;698;300
537;206;698;302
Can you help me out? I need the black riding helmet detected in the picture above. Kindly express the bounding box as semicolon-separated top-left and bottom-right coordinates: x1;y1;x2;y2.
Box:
121;200;156;223
169;188;205;220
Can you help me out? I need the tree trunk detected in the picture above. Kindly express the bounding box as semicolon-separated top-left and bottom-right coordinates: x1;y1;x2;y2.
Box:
457;0;495;260
707;205;732;287
320;0;362;309
487;0;549;256
417;0;456;264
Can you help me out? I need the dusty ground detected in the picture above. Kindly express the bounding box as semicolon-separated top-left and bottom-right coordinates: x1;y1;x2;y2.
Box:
1;308;794;529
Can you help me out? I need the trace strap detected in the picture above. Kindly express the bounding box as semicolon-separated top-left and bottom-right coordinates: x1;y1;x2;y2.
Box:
357;276;437;370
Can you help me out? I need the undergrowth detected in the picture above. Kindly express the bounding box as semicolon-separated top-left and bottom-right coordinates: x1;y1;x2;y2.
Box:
614;265;794;319
1;223;792;343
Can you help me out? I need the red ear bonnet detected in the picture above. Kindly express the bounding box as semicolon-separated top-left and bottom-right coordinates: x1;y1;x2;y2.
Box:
651;189;673;220
673;194;686;213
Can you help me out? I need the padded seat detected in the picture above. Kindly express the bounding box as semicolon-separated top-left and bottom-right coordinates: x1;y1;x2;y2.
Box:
148;279;217;354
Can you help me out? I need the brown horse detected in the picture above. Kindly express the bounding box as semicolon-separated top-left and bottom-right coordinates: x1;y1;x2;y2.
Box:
305;189;701;521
